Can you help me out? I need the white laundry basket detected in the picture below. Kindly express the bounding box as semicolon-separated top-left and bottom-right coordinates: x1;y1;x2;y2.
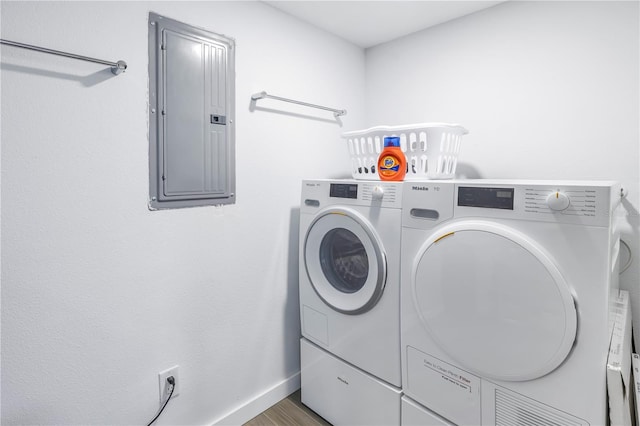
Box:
341;123;468;180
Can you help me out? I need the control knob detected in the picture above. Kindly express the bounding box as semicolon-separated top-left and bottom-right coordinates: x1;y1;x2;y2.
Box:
546;191;570;211
371;185;385;201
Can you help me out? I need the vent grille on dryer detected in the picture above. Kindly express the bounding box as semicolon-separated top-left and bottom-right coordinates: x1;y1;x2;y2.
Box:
495;389;588;426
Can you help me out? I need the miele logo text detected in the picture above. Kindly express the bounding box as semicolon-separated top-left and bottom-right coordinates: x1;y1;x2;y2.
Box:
412;186;429;191
337;376;349;385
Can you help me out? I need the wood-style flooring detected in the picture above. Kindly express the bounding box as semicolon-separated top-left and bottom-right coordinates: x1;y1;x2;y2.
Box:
243;390;332;426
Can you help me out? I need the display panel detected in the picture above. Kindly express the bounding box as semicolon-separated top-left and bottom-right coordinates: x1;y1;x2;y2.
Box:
330;184;358;199
458;187;514;210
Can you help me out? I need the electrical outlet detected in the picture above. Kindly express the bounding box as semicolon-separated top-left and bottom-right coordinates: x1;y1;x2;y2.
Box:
158;365;180;402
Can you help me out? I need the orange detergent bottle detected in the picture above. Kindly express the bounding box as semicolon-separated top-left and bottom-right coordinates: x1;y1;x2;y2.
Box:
377;136;406;181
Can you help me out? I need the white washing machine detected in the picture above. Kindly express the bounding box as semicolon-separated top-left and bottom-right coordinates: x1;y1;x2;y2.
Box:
300;179;402;425
401;180;621;426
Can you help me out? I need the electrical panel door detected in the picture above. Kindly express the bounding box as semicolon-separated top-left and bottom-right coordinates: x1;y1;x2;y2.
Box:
149;13;235;209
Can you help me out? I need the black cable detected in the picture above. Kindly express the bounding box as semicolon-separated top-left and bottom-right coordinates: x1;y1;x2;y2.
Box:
146;376;175;426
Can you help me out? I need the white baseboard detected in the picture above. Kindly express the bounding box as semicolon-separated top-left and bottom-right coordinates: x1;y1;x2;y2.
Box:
211;372;301;425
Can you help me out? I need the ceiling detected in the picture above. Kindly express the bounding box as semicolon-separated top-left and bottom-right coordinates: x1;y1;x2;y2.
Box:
264;1;506;49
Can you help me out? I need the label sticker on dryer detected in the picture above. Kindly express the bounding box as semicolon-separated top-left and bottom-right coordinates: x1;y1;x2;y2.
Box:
418;351;478;393
407;346;481;425
424;358;473;392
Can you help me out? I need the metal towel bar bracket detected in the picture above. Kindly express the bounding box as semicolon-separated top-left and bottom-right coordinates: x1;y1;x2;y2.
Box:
251;91;346;118
0;39;127;75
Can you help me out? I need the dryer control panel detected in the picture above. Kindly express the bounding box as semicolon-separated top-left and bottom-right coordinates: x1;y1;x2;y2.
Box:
458;187;515;210
526;188;590;214
454;182;619;227
402;180;620;228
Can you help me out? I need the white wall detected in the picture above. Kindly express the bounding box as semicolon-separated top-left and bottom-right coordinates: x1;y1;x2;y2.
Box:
3;1;639;424
0;1;364;424
366;1;640;344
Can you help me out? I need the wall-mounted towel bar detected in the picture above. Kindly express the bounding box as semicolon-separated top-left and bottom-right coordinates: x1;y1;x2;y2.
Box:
0;39;127;75
251;91;346;117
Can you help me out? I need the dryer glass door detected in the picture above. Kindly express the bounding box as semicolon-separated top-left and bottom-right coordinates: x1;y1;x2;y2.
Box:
412;221;577;381
305;208;386;314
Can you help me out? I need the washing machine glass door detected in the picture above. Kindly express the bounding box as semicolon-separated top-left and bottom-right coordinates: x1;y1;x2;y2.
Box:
305;208;386;315
412;221;577;382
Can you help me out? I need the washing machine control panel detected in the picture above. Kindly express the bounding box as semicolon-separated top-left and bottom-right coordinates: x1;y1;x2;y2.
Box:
302;180;403;211
371;185;385;201
329;183;358;199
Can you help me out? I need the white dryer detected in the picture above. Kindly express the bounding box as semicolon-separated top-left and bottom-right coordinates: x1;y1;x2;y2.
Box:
400;180;621;426
300;179;402;425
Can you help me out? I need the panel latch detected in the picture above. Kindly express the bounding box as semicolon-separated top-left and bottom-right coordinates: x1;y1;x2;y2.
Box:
210;115;226;125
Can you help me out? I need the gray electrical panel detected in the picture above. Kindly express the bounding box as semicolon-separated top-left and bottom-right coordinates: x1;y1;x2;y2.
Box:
149;13;235;209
